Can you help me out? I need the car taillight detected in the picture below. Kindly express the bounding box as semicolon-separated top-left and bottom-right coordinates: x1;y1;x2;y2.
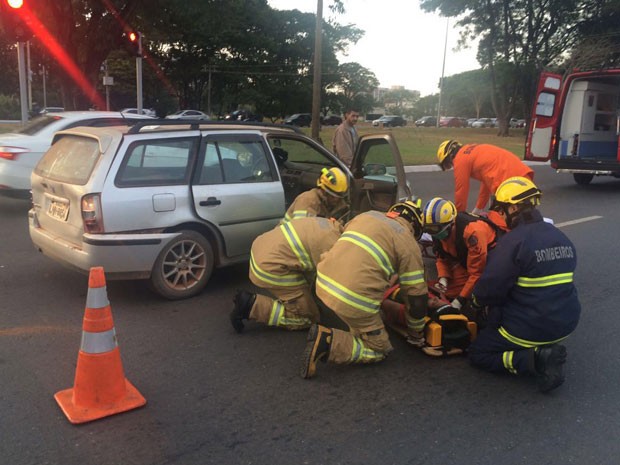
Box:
0;146;28;160
81;193;104;233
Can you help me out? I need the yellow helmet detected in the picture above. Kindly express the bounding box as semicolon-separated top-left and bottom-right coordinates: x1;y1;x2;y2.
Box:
317;167;348;198
422;197;457;236
437;139;461;169
387;199;423;239
491;176;541;208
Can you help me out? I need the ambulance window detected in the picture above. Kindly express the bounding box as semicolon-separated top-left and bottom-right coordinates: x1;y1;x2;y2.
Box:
543;76;561;90
536;92;556;117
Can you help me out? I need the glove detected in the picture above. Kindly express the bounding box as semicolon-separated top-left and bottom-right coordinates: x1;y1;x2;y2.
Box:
406;330;426;348
451;296;466;310
471;207;485;216
436;277;448;292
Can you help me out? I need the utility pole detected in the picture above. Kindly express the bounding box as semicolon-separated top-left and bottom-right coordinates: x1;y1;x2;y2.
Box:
310;0;323;142
17;41;28;124
135;32;143;114
41;64;47;108
26;40;32;112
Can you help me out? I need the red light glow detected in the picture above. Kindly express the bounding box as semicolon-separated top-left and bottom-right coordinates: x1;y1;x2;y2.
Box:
7;0;24;9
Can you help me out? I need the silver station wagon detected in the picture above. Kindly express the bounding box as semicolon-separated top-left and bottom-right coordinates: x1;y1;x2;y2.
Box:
29;120;412;299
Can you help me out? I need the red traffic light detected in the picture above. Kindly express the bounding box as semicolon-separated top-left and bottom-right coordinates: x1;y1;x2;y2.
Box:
7;0;24;8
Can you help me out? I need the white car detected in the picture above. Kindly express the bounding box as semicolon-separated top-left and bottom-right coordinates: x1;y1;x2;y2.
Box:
0;111;153;199
120;107;157;117
165;110;210;120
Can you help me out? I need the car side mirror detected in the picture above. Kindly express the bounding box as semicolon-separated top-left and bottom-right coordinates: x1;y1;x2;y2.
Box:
363;163;387;176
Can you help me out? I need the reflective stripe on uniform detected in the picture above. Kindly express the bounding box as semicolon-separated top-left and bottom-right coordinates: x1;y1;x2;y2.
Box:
516;272;573;287
498;326;568;348
250;253;306;287
399;270;425;286
351;336;384;362
502;351;517;374
406;315;426;332
80;328;117;354
267;300;312;327
339;231;395;278
86;286;110;309
284;210;313;222
316;270;381;313
280;222;313;271
269;301;285;326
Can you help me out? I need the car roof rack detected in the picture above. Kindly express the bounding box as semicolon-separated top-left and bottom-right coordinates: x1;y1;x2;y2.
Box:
126;119;304;135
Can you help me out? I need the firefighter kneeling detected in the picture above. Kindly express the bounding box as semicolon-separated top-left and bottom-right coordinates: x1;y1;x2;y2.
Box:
301;201;427;379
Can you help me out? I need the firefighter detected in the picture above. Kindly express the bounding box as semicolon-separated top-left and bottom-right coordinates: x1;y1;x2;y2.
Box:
437;140;534;213
283;167;349;222
301;201;428;379
422;197;508;311
231;216;343;333
468;177;581;392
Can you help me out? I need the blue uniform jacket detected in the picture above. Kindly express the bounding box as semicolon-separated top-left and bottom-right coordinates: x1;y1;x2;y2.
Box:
473;209;581;342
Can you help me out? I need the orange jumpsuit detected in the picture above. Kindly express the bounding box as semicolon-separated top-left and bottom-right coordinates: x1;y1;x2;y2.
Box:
453;144;534;212
316;211;427;364
249;217;343;329
434;211;507;300
283;188;347;222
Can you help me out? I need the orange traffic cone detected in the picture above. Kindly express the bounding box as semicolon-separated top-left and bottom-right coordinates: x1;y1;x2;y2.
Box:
54;267;146;424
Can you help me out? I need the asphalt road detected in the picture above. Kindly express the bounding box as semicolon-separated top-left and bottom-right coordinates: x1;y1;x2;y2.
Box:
1;165;618;465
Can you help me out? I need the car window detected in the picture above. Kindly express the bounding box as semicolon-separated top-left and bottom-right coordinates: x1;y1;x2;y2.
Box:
197;138;274;184
358;138;398;176
17;115;62;135
116;137;196;186
268;137;337;166
34;135;100;185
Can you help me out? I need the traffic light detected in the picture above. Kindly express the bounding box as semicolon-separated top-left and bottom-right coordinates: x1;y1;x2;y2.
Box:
0;0;34;41
126;31;142;57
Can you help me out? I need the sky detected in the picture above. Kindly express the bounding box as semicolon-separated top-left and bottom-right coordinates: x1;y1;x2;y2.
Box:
267;0;480;97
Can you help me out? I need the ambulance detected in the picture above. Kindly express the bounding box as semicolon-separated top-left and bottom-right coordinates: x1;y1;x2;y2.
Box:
525;68;620;184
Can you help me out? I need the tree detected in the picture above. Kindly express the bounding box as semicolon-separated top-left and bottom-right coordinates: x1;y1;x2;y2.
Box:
325;62;378;114
420;0;586;135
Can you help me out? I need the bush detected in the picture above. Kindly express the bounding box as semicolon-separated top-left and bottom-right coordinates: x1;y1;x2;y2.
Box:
0;94;21;120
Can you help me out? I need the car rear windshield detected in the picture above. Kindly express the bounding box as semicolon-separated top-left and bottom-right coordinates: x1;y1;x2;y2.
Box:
17;115;64;135
34;135;100;185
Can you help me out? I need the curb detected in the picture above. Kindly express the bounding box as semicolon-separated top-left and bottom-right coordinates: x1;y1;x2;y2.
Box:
404;160;549;173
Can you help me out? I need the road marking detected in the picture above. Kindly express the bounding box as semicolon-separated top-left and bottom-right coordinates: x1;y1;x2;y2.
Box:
555;215;603;228
0;325;77;337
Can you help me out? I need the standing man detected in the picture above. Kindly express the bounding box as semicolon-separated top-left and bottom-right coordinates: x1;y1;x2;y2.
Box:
231;216;343;333
301;201;428;379
468;177;581;393
283;167;349;223
332;108;360;167
437;140;534;213
422;197;508;311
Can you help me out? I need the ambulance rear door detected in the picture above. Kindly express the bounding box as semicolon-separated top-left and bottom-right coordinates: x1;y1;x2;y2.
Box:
525;72;563;161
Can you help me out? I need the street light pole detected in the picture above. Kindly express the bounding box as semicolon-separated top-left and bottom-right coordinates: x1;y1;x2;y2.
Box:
436;18;449;128
135;32;143;114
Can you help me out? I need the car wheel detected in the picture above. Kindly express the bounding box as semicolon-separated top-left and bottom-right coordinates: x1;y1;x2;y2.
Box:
573;173;594;185
150;230;214;300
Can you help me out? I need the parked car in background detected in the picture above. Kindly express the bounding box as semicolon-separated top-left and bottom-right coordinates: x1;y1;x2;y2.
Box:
372;115;407;127
0;111;153;199
29;120;412;300
466;118;478;127
414;115;437;127
284;113;312;127
320;115;343;126
510;118;526;128
439;116;465;128
471;118;495;128
38;107;64;115
225;110;263;122
166;110;210;120
121;108;157;117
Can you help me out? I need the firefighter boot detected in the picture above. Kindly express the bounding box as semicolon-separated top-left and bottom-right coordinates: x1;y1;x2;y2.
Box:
230;290;256;333
301;324;332;379
534;344;567;393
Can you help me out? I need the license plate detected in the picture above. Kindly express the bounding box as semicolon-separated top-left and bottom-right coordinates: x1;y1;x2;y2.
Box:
48;200;69;221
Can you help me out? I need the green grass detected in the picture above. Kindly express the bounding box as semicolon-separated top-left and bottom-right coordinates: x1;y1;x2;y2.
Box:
313;123;528;165
0;121;528;165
